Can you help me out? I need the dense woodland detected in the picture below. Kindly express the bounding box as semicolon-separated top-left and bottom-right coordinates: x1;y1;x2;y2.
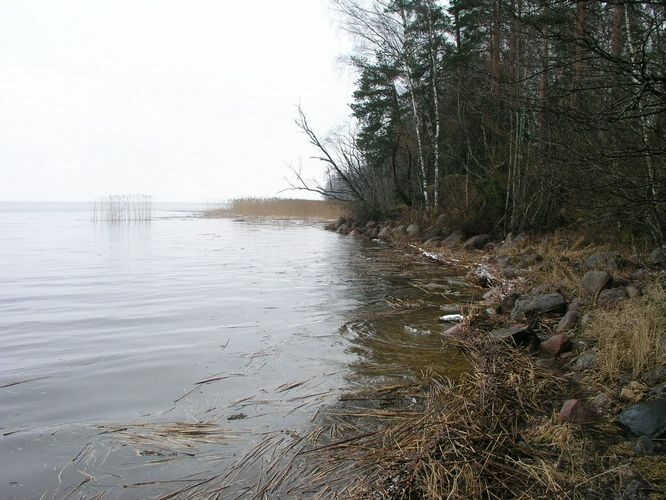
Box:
296;0;666;244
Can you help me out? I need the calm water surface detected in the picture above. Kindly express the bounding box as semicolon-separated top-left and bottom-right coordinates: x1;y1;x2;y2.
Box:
0;203;476;498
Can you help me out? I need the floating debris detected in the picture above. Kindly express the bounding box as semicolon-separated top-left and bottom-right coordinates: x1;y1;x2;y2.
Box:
439;313;464;323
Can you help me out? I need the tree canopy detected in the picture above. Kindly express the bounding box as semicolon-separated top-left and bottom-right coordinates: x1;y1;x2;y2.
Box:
298;0;666;243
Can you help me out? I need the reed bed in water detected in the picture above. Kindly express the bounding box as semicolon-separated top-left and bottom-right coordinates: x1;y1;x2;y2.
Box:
205;197;345;219
91;194;152;222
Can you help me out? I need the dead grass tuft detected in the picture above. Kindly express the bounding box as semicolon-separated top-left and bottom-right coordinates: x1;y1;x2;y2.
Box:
582;283;666;383
294;336;624;499
206;197;346;220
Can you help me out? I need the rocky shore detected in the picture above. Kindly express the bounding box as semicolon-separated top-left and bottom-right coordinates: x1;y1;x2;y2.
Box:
324;215;666;498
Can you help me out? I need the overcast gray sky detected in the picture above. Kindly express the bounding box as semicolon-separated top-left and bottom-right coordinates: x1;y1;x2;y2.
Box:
0;1;354;202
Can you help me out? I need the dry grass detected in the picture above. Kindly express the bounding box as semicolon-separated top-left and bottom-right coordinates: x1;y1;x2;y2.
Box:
290;336;625;499
582;283;666;383
205;197;345;220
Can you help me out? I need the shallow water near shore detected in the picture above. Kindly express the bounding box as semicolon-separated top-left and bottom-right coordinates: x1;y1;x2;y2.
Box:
0;203;477;498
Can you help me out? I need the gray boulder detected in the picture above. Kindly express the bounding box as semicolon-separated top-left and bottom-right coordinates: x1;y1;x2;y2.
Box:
511;293;566;321
581;270;613;296
618;398;666;437
406;224;420;237
439;230;464;248
463;234;491;250
575;350;598;371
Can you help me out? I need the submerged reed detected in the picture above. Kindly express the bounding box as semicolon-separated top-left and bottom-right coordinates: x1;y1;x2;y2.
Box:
91;194;153;222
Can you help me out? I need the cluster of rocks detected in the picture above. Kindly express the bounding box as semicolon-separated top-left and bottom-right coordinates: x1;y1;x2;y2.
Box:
482;250;666;455
325;216;494;250
327;216;666;455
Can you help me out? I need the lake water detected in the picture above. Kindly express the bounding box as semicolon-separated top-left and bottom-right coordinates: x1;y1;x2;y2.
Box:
0;203;476;498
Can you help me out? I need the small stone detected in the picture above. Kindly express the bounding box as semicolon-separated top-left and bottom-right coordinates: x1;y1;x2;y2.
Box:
567;298;583;313
559;399;596;423
349;229;361;237
463;234;491;250
626;286;641;299
633;435;656;455
618;398;666;437
590;393;613;413
650;247;666;266
580;312;595;327
227;413;247;421
581;270;613;296
556;310;579;332
597;287;628;308
540;334;571;356
621;381;649;402
498;292;520;314
483;307;496;317
365;220;377;230
393;225;406;236
631;268;649;280
422;238;441;248
574;351;598;371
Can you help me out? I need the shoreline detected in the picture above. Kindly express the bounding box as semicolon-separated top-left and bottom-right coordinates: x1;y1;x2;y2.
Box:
314;216;666;498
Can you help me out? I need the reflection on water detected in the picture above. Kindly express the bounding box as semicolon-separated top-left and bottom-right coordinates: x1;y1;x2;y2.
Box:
0;203;479;498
